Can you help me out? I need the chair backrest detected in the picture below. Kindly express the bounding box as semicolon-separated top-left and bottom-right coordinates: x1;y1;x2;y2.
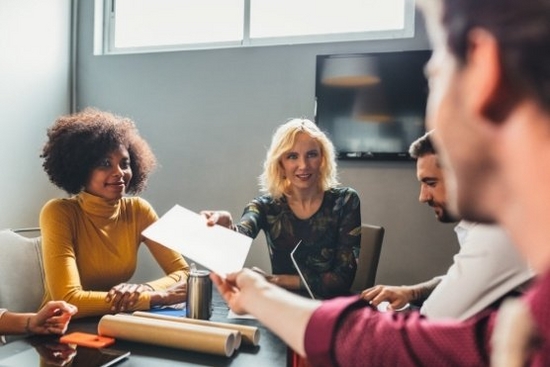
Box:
0;228;44;313
351;223;385;293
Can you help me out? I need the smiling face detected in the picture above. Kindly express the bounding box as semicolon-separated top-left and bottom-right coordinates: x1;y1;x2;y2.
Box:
417;153;457;223
279;132;322;195
84;145;132;201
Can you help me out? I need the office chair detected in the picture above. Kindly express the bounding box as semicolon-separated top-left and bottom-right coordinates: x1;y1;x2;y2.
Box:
0;228;44;313
350;223;385;293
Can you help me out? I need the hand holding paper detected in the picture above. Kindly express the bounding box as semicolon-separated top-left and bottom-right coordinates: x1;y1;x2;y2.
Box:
142;205;252;275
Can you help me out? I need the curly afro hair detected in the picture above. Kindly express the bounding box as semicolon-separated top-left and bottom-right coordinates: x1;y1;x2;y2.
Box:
41;108;157;195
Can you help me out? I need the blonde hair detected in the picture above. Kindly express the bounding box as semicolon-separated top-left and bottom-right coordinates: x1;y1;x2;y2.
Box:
259;118;339;199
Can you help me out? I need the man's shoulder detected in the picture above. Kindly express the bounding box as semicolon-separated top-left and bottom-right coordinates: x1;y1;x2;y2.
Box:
461;221;510;238
456;221;519;257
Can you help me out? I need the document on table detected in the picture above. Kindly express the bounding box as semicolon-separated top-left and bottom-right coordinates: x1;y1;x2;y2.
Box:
227;309;256;320
142;204;252;276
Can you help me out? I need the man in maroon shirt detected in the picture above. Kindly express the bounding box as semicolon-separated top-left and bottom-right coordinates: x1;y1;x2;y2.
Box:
211;0;550;365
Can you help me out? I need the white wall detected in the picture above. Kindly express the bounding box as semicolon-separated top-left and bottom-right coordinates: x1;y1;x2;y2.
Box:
76;3;459;286
0;0;71;229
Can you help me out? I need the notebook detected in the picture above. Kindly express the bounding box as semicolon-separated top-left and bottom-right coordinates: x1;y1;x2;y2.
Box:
290;240;316;300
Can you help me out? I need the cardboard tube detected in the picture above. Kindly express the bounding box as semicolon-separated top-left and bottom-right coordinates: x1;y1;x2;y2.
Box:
120;313;242;351
132;311;260;346
133;311;243;350
98;314;235;357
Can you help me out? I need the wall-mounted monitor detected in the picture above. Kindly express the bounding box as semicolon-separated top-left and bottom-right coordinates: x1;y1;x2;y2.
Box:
315;50;431;161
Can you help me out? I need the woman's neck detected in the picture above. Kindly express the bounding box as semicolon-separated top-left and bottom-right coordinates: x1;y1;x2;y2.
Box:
286;187;324;220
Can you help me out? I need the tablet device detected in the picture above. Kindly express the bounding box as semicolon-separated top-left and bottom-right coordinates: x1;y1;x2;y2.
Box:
0;341;129;367
290;240;316;300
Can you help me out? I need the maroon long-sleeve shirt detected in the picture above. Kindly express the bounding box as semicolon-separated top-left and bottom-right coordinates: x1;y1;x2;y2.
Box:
305;269;550;366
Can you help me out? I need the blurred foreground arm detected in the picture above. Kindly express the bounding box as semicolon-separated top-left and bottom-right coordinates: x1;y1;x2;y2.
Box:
211;269;321;356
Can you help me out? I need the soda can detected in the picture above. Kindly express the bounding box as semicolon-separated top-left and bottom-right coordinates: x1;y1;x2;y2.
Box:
186;268;212;320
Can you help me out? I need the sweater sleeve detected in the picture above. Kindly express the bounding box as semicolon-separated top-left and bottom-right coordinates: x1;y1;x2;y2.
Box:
235;197;266;240
142;238;190;289
304;296;494;366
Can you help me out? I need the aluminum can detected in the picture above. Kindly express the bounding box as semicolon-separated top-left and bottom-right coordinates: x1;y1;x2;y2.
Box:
186;269;212;320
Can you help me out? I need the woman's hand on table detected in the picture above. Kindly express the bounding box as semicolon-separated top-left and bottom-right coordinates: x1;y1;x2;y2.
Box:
106;281;189;311
105;283;153;312
30;301;78;335
251;267;300;290
149;281;188;307
267;274;301;290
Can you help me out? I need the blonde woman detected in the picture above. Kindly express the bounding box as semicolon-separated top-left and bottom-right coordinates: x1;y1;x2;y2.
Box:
202;119;361;299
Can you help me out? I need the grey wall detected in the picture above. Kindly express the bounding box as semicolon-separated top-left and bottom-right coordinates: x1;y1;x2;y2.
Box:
76;2;459;286
0;0;71;229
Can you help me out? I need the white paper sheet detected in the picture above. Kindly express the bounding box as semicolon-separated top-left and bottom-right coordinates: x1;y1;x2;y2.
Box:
227;309;257;320
142;205;252;275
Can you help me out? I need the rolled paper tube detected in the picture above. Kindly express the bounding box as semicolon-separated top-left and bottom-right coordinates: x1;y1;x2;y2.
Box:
132;311;260;346
98;314;235;357
118;313;242;352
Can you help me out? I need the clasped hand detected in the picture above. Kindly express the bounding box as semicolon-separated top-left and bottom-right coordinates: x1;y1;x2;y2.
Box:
105;283;151;312
105;281;187;313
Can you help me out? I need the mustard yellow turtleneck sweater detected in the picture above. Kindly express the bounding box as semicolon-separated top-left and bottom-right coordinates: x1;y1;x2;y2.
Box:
39;192;189;318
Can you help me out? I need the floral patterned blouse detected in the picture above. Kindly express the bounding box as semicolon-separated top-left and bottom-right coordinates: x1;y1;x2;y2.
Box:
236;187;361;299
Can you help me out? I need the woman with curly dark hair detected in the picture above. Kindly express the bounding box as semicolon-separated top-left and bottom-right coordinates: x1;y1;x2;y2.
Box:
39;108;190;318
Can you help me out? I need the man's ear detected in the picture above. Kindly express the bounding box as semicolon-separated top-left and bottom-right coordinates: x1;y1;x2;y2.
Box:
464;28;514;124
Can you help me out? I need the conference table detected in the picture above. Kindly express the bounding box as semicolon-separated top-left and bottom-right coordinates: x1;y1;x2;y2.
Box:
0;290;288;366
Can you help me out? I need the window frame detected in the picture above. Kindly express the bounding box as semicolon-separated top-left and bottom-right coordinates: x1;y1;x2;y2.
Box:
95;0;416;55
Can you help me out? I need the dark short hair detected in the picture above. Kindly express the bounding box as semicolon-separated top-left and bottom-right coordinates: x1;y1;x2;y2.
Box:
409;130;437;159
41;108;157;195
442;0;550;113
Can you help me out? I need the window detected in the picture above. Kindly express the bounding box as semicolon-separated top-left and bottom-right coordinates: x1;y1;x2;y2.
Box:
97;0;414;55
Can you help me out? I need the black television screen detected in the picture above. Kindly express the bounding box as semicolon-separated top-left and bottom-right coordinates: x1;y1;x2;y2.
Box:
315;50;431;160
